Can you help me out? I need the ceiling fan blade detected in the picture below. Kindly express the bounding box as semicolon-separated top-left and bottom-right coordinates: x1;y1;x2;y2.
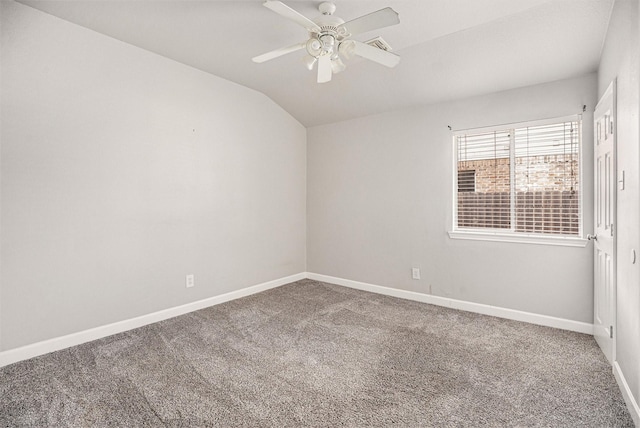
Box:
263;1;321;33
351;40;400;68
317;54;332;83
339;7;399;37
252;41;306;63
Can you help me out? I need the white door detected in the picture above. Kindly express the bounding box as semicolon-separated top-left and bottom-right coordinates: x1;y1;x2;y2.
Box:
592;81;616;363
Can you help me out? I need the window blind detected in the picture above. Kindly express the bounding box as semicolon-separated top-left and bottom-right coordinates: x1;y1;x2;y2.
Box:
455;117;581;237
457;130;511;230
514;121;580;235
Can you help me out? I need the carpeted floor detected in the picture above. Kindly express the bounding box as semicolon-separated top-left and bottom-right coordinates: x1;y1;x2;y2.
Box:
0;279;634;427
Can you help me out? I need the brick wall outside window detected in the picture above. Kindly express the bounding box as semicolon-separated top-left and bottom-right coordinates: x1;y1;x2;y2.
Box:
457;154;579;235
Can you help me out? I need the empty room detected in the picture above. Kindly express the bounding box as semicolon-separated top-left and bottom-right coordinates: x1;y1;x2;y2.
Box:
1;0;639;426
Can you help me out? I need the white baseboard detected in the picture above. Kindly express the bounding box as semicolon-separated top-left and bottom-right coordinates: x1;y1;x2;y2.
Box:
0;272;306;368
0;271;595;368
307;273;594;335
614;361;640;427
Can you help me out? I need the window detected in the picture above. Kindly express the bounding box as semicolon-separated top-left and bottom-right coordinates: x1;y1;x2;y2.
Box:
450;116;585;246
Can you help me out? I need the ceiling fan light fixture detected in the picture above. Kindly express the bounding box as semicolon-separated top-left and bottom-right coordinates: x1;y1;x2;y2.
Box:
306;38;322;56
303;55;317;70
338;39;355;59
331;56;346;73
255;1;401;83
320;34;336;56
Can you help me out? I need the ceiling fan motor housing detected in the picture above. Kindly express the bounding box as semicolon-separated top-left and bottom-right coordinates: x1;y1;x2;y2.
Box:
308;9;345;59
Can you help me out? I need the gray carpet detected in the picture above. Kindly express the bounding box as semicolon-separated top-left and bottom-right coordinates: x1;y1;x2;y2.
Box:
0;279;634;427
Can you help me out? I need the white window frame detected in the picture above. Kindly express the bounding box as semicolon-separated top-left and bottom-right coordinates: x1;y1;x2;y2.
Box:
448;115;587;247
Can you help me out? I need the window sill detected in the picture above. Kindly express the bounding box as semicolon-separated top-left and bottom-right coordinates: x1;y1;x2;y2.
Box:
448;230;588;247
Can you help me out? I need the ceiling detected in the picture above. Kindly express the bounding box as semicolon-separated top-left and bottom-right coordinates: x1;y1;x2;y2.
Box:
17;0;614;127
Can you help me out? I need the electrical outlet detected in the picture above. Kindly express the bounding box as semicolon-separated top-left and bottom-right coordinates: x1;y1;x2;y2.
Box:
411;268;421;280
186;274;195;288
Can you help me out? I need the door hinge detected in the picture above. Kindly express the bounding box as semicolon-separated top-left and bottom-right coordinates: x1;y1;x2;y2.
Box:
610;325;614;339
611;223;614;236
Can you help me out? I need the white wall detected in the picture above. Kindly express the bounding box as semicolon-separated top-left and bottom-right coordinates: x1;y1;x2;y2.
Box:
308;74;596;323
0;1;307;351
598;0;640;420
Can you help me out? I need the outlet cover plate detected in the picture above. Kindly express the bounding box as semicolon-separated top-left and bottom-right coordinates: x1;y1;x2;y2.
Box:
186;274;195;288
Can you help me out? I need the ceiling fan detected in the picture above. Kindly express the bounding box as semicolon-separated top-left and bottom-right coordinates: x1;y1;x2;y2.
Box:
252;1;400;83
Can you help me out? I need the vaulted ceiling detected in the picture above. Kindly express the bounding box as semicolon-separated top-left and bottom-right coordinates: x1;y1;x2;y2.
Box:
17;0;614;127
